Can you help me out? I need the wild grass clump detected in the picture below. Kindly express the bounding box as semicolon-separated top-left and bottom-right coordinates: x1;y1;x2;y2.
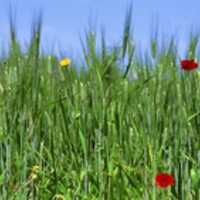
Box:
0;8;200;200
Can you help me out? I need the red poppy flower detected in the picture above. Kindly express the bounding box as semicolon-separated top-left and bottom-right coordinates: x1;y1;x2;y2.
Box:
154;173;174;188
181;59;198;71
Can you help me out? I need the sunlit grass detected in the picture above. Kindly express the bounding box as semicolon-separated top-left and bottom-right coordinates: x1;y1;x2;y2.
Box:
0;7;200;200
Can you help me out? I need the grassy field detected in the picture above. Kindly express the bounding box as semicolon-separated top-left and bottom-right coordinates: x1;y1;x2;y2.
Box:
0;9;200;200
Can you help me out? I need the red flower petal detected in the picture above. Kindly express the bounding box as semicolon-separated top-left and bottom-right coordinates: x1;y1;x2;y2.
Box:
155;173;174;188
181;59;198;71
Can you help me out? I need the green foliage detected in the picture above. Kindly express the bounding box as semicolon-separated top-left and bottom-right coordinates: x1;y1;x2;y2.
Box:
0;8;200;200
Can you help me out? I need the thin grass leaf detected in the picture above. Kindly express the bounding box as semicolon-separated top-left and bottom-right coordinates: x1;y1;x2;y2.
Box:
188;34;199;59
187;111;200;122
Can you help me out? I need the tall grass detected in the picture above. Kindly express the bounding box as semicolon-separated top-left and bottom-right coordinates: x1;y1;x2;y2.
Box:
0;8;200;200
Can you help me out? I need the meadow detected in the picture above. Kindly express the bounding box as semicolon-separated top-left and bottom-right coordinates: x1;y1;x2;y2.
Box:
0;9;200;200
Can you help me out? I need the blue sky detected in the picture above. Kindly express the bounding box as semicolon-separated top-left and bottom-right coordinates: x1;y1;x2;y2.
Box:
0;0;200;59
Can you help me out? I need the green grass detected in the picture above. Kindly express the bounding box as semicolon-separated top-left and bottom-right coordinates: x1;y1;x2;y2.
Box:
0;9;200;200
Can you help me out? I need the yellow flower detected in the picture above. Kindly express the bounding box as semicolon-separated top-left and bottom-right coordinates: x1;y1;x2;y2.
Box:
31;173;38;180
29;165;40;180
50;167;54;174
60;58;71;67
32;165;40;172
54;194;66;200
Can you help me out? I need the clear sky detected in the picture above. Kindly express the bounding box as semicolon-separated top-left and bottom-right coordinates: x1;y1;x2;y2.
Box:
0;0;200;59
